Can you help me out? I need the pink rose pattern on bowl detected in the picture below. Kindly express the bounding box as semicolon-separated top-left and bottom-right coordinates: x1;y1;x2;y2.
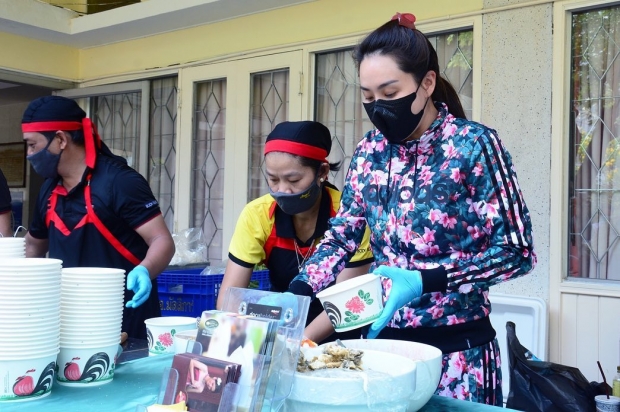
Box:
326;288;377;328
147;329;177;354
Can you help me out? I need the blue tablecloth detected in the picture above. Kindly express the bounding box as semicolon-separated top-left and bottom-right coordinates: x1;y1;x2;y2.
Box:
1;354;513;411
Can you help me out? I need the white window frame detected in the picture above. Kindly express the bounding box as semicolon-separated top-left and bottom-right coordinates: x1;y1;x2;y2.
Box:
177;51;304;257
549;0;620;366
300;16;482;123
550;0;620;297
55;81;151;177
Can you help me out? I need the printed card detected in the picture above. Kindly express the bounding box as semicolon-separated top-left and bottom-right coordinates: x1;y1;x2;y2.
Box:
171;353;241;412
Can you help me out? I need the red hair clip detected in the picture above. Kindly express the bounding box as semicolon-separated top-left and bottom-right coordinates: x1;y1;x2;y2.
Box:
391;12;416;30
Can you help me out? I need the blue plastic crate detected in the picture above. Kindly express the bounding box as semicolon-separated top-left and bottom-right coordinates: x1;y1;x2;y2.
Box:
157;269;271;317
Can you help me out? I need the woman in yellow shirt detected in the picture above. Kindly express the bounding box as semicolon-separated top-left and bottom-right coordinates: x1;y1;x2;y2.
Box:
217;121;373;343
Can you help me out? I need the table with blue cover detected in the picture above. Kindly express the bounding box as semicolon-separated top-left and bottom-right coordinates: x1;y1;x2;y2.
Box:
2;353;516;412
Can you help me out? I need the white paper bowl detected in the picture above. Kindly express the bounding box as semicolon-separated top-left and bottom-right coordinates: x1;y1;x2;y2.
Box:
0;308;60;318
0;237;25;245
0;252;25;258
0;244;25;249
60;302;124;311
0;301;60;314
60;323;121;332
61;296;124;303
286;347;416;411
1;286;61;295
60;329;122;340
60;339;121;348
316;274;383;332
0;327;60;338
0;276;60;282
173;328;199;354
338;339;443;412
60;316;123;325
0;337;60;347
60;307;124;314
61;278;123;283
0;348;60;361
0;257;62;268
61;294;124;301
60;317;121;325
145;316;198;356
59;340;120;350
0;322;60;343
0;353;57;403
61;267;125;276
56;344;119;387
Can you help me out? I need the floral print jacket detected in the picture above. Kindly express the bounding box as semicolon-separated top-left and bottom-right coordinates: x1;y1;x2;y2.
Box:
292;103;536;329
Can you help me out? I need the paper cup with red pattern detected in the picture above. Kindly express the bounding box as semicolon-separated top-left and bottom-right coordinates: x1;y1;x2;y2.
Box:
316;273;384;333
144;317;198;356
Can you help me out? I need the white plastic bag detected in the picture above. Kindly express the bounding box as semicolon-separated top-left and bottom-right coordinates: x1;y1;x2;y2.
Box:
168;227;207;266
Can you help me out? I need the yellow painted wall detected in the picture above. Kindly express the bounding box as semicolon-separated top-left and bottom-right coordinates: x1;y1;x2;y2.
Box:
0;32;79;80
80;0;482;80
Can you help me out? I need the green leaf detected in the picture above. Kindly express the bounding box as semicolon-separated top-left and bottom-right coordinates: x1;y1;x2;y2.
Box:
171;329;176;336
345;317;351;323
350;314;359;321
366;299;374;305
358;290;364;298
363;292;370;300
345;311;354;316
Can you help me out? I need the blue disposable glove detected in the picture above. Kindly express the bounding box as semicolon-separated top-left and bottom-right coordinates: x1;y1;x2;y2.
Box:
257;292;298;325
367;266;423;339
125;265;152;308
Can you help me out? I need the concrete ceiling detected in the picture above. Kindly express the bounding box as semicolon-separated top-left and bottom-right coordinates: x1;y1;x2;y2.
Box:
0;0;314;48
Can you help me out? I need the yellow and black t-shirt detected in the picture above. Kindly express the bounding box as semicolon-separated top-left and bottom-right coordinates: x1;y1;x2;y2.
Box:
228;185;373;325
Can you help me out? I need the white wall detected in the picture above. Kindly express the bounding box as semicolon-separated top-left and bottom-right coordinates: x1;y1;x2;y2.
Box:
481;2;553;304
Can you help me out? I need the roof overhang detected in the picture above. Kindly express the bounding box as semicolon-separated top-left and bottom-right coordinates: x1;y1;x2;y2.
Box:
0;0;314;48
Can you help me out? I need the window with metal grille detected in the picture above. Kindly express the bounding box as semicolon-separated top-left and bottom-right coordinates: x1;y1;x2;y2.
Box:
569;5;620;280
314;28;474;191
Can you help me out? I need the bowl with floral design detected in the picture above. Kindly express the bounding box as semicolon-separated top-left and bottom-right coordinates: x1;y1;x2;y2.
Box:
144;316;198;356
316;274;383;332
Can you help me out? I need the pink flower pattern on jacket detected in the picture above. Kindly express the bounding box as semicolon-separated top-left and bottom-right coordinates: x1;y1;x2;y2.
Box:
293;103;536;330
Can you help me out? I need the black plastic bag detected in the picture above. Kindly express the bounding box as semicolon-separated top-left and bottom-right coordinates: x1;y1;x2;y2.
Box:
505;321;609;412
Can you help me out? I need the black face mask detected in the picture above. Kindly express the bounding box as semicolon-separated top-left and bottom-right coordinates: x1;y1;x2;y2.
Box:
363;83;427;144
26;137;63;179
269;180;322;215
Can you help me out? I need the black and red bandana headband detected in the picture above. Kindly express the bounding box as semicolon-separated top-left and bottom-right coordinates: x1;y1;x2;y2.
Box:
22;118;102;169
264;140;328;162
264;121;332;163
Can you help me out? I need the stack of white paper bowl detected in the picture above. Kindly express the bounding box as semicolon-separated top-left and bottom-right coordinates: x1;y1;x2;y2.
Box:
0;258;62;403
58;267;125;387
0;237;26;258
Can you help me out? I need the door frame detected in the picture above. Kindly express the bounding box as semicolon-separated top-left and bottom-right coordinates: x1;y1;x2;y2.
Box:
177;50;304;259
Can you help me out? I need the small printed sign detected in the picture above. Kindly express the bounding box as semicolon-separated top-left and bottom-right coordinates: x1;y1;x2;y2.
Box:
246;303;282;320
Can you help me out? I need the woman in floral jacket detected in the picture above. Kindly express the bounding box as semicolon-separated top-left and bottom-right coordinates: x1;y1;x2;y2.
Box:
288;13;536;405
